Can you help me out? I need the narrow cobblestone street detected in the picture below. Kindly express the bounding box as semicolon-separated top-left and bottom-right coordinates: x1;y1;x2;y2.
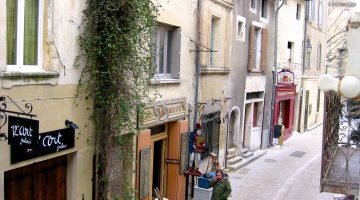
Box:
229;125;335;200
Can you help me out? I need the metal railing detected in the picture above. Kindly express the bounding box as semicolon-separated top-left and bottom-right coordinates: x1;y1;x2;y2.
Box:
321;92;360;195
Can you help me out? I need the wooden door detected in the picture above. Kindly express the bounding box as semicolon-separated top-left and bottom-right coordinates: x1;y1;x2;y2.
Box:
5;156;67;200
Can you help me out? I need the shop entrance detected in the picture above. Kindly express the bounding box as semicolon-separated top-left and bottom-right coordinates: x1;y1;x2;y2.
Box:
5;155;67;200
150;128;167;199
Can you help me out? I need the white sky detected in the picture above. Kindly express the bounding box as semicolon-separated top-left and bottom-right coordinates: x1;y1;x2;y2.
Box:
355;0;360;11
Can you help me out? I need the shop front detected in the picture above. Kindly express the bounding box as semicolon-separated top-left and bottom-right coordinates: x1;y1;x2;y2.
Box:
272;70;296;142
136;98;188;200
0;93;94;200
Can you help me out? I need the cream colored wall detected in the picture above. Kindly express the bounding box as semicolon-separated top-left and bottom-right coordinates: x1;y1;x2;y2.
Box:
300;79;324;132
0;85;94;199
199;0;233;69
0;0;94;199
198;0;233;167
148;0;197;108
277;0;305;68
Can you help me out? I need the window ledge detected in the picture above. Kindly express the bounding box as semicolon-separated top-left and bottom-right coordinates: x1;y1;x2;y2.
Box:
0;71;60;88
200;68;230;75
148;78;181;85
249;70;263;75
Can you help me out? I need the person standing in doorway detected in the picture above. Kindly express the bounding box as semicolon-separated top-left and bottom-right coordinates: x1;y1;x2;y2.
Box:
210;169;232;200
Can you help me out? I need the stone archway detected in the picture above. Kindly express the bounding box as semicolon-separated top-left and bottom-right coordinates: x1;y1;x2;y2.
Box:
228;106;241;150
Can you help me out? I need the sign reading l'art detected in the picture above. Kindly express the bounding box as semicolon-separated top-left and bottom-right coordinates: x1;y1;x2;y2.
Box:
8;116;75;164
277;69;294;85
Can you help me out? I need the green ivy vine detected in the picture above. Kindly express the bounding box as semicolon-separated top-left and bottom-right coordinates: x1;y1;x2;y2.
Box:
77;0;158;199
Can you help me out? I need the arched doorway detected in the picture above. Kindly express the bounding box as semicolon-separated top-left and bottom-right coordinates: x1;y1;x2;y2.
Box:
227;107;241;152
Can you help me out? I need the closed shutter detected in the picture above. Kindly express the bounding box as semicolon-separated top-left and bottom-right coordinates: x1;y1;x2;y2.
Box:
248;26;255;71
260;29;267;72
170;27;181;79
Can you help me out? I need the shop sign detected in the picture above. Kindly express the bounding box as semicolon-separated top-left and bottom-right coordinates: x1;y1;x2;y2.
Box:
166;159;180;164
277;70;294;85
142;98;186;128
8;116;75;164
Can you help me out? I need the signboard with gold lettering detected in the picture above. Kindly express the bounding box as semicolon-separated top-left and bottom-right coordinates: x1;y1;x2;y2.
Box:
142;98;186;128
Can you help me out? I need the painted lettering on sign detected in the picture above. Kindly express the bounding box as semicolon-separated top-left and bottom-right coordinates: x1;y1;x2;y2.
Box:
167;103;185;117
8;116;39;150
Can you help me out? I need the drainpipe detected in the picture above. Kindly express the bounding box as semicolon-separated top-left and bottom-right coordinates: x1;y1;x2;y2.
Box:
301;0;310;132
193;0;202;128
269;0;284;147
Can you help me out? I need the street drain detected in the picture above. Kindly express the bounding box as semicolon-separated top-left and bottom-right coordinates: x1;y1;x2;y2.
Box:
264;158;277;163
289;151;307;158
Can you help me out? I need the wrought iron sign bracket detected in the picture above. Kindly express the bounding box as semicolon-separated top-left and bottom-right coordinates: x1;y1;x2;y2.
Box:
212;99;221;105
189;38;217;53
224;97;232;103
0;95;37;141
197;102;207;109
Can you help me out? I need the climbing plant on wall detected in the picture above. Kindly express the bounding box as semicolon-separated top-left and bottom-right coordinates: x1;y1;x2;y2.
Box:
77;0;158;199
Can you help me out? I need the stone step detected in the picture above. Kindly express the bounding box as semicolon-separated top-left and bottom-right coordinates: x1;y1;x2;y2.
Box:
227;156;243;165
242;148;249;154
227;147;237;155
226;153;237;160
227;150;267;172
242;151;254;158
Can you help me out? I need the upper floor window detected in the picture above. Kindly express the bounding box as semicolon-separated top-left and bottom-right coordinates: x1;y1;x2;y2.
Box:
236;16;246;42
318;3;324;29
248;24;267;72
309;0;316;21
296;4;301;20
261;0;267;19
210;16;220;68
153;24;181;79
7;0;43;72
317;43;322;69
250;0;256;11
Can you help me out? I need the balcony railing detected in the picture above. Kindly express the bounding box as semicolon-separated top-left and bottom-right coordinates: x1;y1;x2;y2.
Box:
321;92;360;195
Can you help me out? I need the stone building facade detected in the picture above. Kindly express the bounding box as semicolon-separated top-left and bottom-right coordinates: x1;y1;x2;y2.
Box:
0;0;94;199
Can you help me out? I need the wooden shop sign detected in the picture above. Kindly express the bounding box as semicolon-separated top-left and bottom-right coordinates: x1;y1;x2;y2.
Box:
8;116;75;164
142;98;186;128
166;159;180;164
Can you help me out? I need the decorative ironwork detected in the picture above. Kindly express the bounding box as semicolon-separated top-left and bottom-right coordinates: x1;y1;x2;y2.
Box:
321;92;360;195
0;95;37;141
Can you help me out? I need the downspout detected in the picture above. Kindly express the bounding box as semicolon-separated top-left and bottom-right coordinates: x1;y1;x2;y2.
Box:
269;0;284;147
300;0;310;132
193;0;202;128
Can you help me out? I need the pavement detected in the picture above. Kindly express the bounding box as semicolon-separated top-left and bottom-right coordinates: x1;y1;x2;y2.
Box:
228;125;336;200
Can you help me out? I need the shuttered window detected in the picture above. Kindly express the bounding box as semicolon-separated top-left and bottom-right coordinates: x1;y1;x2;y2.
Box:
153;24;181;79
248;26;267;72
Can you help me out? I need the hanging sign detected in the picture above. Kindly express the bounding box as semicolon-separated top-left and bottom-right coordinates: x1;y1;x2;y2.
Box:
8;116;39;162
8;116;75;164
277;70;294;85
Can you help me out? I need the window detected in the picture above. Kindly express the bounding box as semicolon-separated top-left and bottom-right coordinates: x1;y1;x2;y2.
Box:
317;43;322;69
261;0;267;19
254;27;262;70
317;89;321;113
153;24;181;79
236;16;246;42
210;16;220;68
318;3;323;29
248;24;267;72
310;0;316;21
201;112;221;156
7;0;44;72
296;4;301;20
287;42;294;62
343;9;350;18
251;0;256;10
